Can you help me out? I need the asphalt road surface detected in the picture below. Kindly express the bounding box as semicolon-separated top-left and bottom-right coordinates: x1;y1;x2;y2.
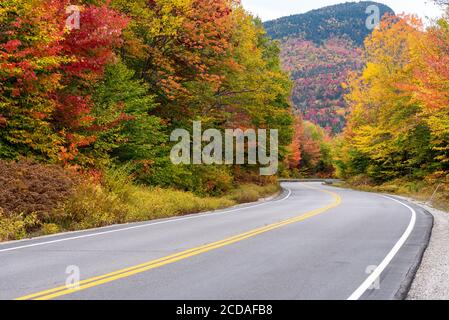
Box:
0;182;432;300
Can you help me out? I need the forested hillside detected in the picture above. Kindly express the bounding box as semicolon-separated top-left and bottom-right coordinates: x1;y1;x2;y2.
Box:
0;0;293;176
264;2;394;133
264;1;394;45
281;37;362;133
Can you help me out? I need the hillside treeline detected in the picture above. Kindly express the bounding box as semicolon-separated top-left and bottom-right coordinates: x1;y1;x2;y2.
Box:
336;13;449;196
0;0;298;195
264;1;394;46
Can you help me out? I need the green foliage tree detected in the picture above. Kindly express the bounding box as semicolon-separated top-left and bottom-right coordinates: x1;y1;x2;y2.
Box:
91;62;164;164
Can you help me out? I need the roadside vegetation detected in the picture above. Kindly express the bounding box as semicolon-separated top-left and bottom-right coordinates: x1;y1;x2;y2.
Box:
0;160;280;241
336;176;449;212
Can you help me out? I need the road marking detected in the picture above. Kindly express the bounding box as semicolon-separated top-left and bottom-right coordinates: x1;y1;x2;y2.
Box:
0;188;293;253
16;187;341;300
347;196;417;300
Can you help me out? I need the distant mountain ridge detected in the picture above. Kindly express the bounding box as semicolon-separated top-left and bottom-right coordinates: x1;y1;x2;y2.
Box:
262;2;395;133
264;1;394;45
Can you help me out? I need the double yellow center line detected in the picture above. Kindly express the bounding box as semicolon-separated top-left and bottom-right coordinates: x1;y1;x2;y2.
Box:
16;187;341;300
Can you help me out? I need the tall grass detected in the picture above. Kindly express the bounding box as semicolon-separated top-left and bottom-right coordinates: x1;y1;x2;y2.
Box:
226;184;280;203
63;166;235;230
0;163;281;241
57;166;281;234
342;176;449;212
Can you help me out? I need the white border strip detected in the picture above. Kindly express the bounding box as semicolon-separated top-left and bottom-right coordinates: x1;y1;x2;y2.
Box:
0;188;292;253
347;195;417;300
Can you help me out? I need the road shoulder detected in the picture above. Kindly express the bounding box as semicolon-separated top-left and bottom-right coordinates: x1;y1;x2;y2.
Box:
356;195;433;300
401;197;449;300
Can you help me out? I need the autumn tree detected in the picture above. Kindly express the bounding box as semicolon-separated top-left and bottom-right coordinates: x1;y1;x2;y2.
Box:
54;2;129;166
0;0;129;166
288;113;303;169
337;14;449;182
411;16;449;169
0;0;68;160
110;0;294;188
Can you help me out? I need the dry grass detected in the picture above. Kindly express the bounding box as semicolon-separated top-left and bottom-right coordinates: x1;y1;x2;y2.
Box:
63;182;235;230
340;176;449;212
226;184;280;204
0;161;280;241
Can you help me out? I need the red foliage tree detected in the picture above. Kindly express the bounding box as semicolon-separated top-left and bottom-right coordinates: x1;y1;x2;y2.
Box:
53;3;129;164
288;113;303;169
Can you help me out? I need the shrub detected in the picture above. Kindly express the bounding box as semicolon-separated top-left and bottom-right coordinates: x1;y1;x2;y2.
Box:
123;187;235;222
62;166;235;229
142;161;234;196
41;223;60;235
347;174;374;187
61;182;129;229
0;159;78;222
227;184;280;204
0;208;38;241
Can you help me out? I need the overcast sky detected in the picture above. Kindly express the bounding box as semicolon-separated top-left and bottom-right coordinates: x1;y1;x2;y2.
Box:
241;0;445;22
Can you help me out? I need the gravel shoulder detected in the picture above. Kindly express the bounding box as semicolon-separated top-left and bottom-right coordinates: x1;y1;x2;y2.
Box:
398;197;449;300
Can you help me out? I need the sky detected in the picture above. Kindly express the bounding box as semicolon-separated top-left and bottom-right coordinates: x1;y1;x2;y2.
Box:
241;0;446;22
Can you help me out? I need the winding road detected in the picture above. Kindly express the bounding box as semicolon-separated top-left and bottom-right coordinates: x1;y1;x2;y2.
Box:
0;182;433;300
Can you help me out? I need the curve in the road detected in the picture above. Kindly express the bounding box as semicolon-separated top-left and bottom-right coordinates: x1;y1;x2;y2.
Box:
16;186;341;300
347;196;416;300
0;182;432;300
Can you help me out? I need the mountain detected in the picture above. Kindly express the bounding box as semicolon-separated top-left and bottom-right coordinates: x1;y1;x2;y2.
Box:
264;1;395;45
264;2;395;133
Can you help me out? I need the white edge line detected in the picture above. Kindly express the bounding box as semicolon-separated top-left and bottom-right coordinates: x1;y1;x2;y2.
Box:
0;187;292;253
347;195;417;300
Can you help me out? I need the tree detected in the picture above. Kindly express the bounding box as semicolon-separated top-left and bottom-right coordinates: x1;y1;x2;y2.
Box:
338;14;447;182
91;62;164;166
110;0;294;187
54;2;129;166
411;17;449;167
0;0;297;193
288;113;303;169
0;0;129;166
0;0;68;160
